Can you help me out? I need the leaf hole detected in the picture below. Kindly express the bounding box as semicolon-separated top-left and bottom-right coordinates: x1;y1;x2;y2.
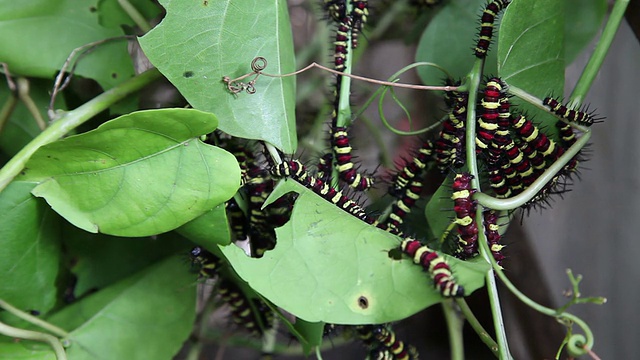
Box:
387;247;403;260
184;71;194;78
111;73;118;79
89;6;97;12
357;296;369;309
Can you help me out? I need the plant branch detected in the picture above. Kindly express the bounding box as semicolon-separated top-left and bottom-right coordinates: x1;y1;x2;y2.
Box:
17;77;47;130
0;320;67;360
0;68;162;193
456;298;500;358
0;298;70;338
442;300;465;360
118;0;152;33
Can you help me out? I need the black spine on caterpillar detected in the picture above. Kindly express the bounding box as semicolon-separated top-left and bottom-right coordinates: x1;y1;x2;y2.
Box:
474;0;511;58
371;325;418;360
323;0;347;24
332;126;375;191
226;198;248;241
543;97;602;127
452;173;479;257
245;166;277;258
271;160;375;224
389;140;434;198
189;246;222;278
350;1;369;49
483;210;505;267
399;237;465;297
218;280;273;337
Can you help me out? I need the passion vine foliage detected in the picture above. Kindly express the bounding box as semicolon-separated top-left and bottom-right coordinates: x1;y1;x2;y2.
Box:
0;0;615;359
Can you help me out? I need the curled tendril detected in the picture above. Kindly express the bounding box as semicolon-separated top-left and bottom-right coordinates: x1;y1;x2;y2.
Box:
222;56;267;95
251;56;267;72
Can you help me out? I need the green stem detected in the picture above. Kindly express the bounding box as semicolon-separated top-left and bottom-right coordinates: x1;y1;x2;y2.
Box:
17;78;47;130
570;0;629;103
0;91;18;134
117;0;152;33
0;299;69;338
456;298;500;358
473;130;590;210
0;68;161;193
465;60;512;359
0;321;67;360
442;300;464;360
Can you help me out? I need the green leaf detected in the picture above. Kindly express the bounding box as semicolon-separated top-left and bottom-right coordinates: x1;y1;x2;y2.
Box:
221;180;487;324
97;0;161;28
138;0;297;153
416;0;498;85
20;108;240;237
46;255;196;360
176;203;232;247
425;177;455;244
0;0;134;90
498;0;564;132
565;0;607;65
62;224;190;297
0;181;61;314
0;341;56;360
292;319;325;356
0;79;66;157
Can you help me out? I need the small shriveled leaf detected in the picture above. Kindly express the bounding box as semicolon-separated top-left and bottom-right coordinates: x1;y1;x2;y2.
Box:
46;255;196;360
20;108;240;237
221;180;487;324
139;0;297;153
0;181;61;315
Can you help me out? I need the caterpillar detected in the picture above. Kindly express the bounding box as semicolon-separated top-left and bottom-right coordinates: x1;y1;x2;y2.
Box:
226;198;248;241
510;114;561;163
271;160;375;224
189;246;222;278
371;325;419;360
435;119;465;171
543;97;601;127
350;1;369;49
389;140;434;198
332;126;375;190
323;0;346;23
487;161;511;198
476;78;506;159
334;18;351;72
483;210;505;267
377;179;423;235
474;0;510;58
399;237;465;297
452;173;479;257
218;279;273;337
245;166;277;258
316;152;334;182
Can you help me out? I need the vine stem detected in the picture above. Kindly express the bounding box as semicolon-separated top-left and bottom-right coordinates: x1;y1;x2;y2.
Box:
0;299;70;338
442;300;464;360
117;0;151;33
0;68;161;193
0;321;67;360
456;298;500;357
464;60;512;360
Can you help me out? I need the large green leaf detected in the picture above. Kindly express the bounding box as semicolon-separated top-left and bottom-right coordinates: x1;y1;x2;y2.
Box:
416;0;498;85
46;255;196;360
138;0;297;153
19;108;240;237
565;0;607;65
425;177;455;244
97;0;161;28
0;181;61;314
498;0;564;132
62;224;190;297
221;180;487;324
0;0;134;90
0;341;56;360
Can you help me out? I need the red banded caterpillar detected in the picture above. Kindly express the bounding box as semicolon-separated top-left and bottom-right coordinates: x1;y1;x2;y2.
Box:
483;210;505;267
218;279;273;337
389;140;434;198
334;18;350;72
476;77;505;160
332;126;375;191
375;180;423;236
316;152;334;182
510;114;561;164
543;97;601;127
226;198;248;241
350;1;369;49
271;160;375;224
371;325;419;360
452;173;479;257
474;0;511;58
399;237;465;297
323;0;346;23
